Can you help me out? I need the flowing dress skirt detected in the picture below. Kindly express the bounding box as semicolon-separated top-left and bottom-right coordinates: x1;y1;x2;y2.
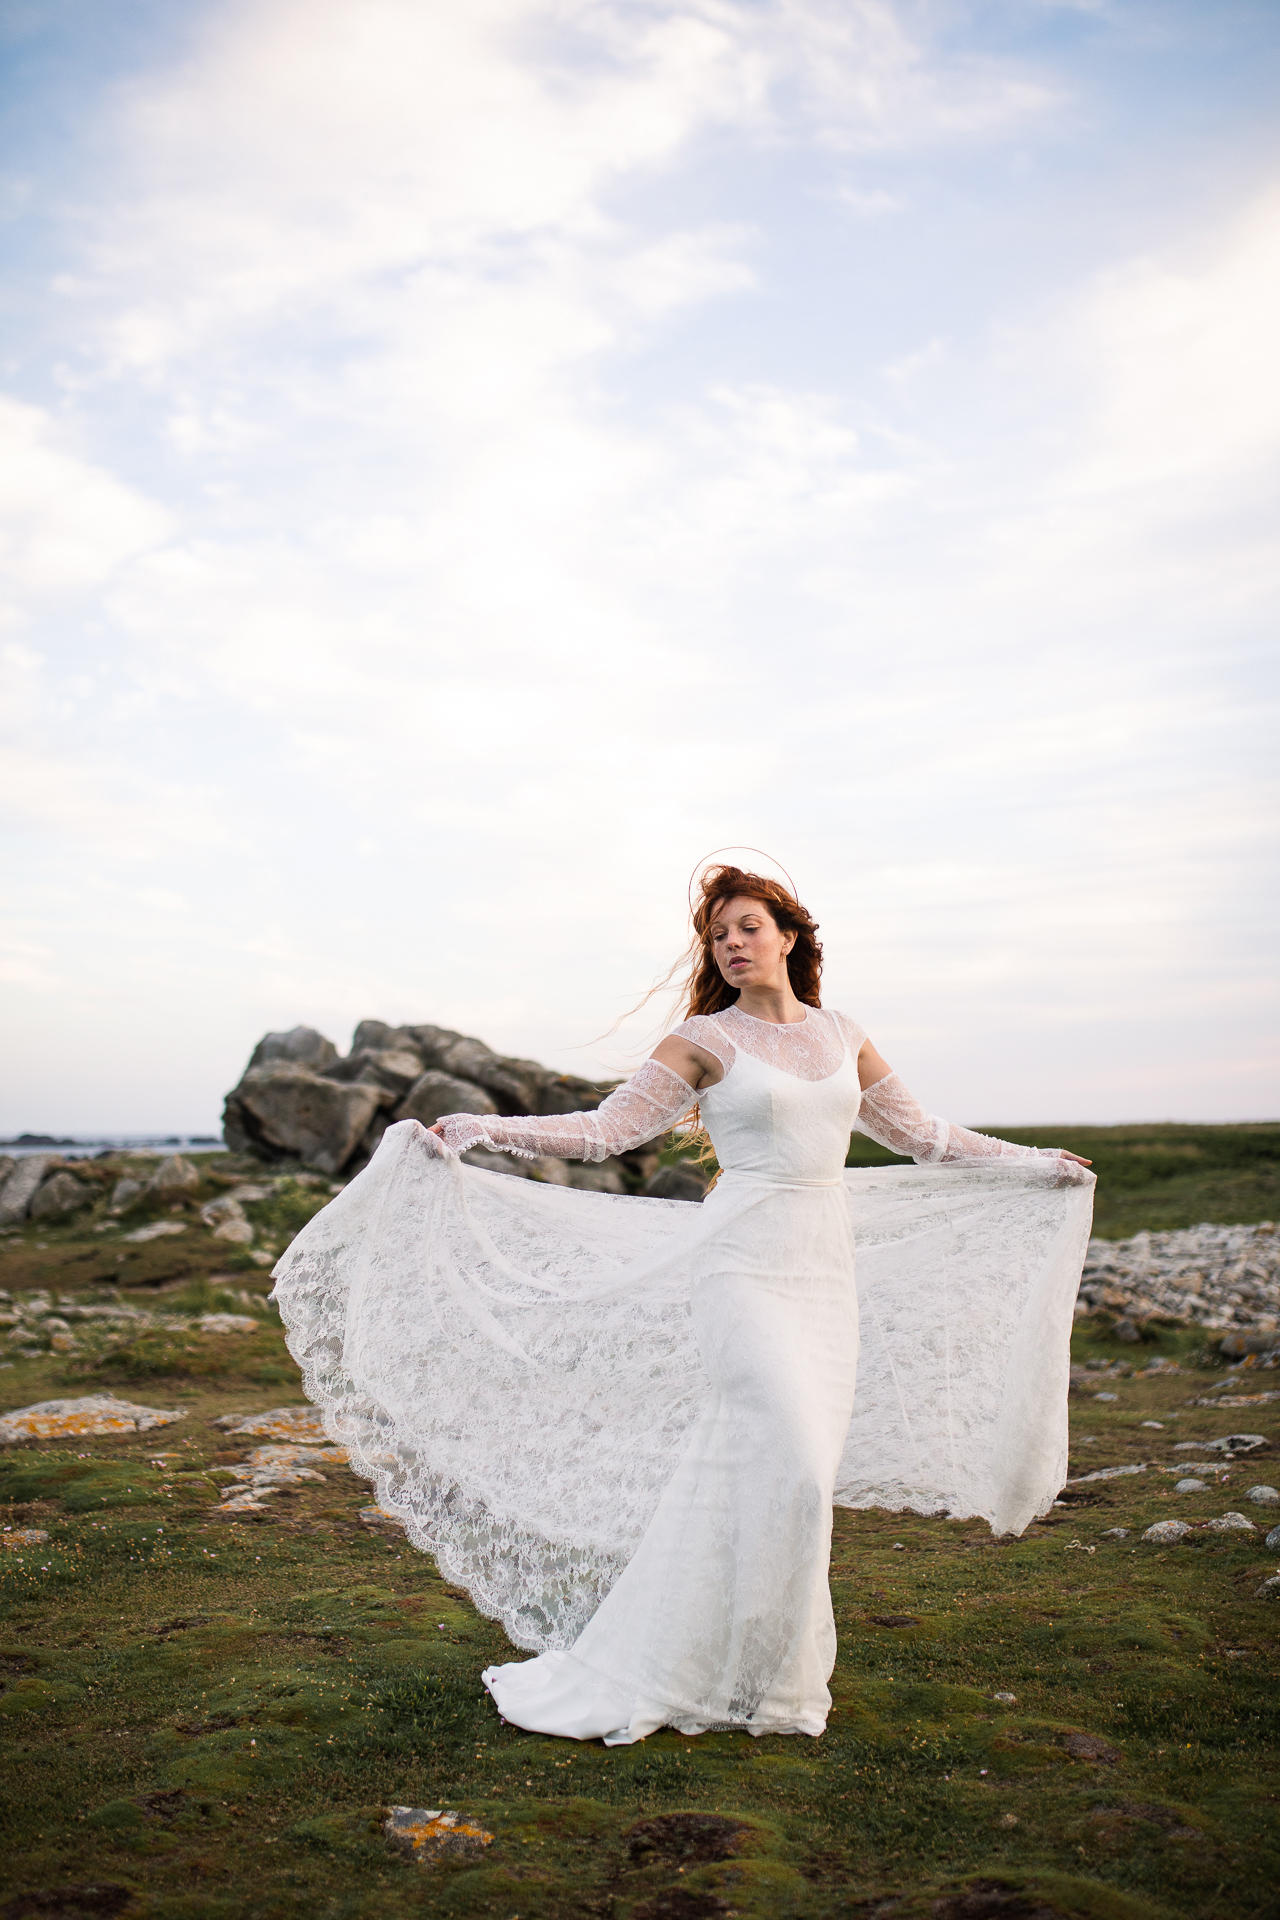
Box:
273;1122;1093;1739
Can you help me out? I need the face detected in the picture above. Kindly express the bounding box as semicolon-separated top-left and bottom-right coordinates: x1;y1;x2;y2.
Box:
708;894;796;990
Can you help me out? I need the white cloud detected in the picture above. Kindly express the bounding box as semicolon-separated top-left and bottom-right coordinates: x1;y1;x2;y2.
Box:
0;397;170;595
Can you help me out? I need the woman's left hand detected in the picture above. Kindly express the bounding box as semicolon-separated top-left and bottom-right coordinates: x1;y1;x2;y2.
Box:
1059;1150;1092;1167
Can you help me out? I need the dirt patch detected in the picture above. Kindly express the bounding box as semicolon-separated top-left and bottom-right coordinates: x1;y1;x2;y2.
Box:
625;1813;747;1868
627;1892;731;1920
931;1883;1062;1920
0;1889;135;1919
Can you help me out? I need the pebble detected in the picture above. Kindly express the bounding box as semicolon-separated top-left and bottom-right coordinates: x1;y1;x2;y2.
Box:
196;1313;259;1334
1266;1524;1280;1550
1174;1479;1208;1493
1245;1485;1279;1505
990;1692;1017;1704
1093;1392;1119;1402
2;1528;49;1547
1100;1528;1130;1539
1204;1512;1256;1533
121;1221;187;1243
0;1395;187;1443
1172;1434;1266;1455
1140;1420;1164;1429
1254;1575;1280;1599
1065;1464;1147;1486
1142;1520;1192;1544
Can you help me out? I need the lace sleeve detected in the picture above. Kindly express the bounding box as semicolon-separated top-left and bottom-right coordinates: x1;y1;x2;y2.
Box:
857;1071;1064;1166
435;1058;697;1162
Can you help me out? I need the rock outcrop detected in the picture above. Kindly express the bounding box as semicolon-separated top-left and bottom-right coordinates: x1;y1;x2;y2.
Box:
222;1020;696;1197
1077;1223;1279;1335
0;1154;97;1225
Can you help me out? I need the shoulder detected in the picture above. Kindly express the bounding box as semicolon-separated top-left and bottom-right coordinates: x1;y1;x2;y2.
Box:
670;1014;734;1067
823;1008;868;1048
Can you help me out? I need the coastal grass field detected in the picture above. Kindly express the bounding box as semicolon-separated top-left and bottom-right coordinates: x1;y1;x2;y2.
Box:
1;1132;1277;1919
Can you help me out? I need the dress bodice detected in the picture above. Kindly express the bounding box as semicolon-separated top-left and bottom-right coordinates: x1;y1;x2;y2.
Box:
694;1012;863;1184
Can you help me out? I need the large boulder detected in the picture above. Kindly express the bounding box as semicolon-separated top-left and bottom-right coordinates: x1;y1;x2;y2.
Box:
146;1154;201;1195
224;1063;384;1174
248;1026;340;1072
322;1049;424;1097
0;1153;66;1225
395;1071;497;1130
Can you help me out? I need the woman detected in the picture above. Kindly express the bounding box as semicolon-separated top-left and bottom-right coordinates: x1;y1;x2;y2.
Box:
273;865;1093;1748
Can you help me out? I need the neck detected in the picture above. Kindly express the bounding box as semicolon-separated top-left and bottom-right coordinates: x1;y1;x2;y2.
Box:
731;979;806;1026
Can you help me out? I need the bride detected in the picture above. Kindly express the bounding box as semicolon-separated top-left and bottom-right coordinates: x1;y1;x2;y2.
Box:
272;863;1093;1748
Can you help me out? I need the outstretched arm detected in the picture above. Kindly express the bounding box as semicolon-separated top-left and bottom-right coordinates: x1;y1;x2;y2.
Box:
428;1057;699;1163
855;1041;1092;1171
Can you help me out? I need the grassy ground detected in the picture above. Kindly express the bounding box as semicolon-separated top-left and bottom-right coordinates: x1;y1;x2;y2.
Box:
846;1123;1280;1240
1;1151;1277;1918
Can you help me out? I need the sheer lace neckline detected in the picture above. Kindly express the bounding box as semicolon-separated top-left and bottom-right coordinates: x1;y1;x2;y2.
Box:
679;1004;854;1085
723;1003;810;1030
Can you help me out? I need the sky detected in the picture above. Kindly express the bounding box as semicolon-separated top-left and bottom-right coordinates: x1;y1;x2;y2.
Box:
0;0;1277;1134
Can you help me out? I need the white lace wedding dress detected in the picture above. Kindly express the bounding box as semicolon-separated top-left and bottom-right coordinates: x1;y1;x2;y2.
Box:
272;1005;1093;1745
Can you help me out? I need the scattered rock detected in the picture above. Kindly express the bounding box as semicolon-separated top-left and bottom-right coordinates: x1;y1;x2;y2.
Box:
213;1406;328;1442
384;1807;494;1863
2;1529;49;1547
1093;1392;1118;1402
1064;1464;1147;1486
1254;1575;1280;1599
1078;1223;1280;1333
360;1504;406;1531
1245;1485;1279;1505
122;1221;187;1243
1204;1512;1256;1533
990;1692;1017;1704
196;1314;258;1335
1059;1731;1120;1764
146;1155;201;1195
1112;1318;1143;1343
28;1171;93;1220
1174;1479;1208;1493
0;1154;66;1226
109;1178;143;1210
0;1395;187;1443
1100;1528;1130;1539
1142;1520;1192;1544
1173;1434;1266;1455
1266;1523;1280;1550
211;1218;255;1245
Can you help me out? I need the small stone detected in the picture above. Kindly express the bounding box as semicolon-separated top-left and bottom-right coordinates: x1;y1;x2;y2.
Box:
0;1395;186;1443
1173;1434;1266;1455
1266;1524;1280;1550
1246;1485;1279;1506
1142;1520;1192;1544
147;1155;201;1194
1140;1420;1164;1430
1174;1479;1208;1493
1101;1528;1131;1539
214;1406;328;1442
122;1221;187;1243
49;1332;76;1353
991;1692;1017;1704
1204;1512;1256;1533
211;1218;255;1244
1113;1318;1142;1343
1094;1392;1119;1401
2;1528;49;1547
196;1314;258;1334
110;1178;143;1209
384;1807;494;1862
360;1505;406;1530
1254;1575;1280;1600
997;1812;1018;1827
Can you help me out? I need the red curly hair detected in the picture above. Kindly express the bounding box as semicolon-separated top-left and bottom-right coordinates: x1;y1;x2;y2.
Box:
685;864;824;1017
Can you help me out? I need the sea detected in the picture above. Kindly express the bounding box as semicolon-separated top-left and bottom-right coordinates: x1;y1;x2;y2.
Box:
0;1134;226;1160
